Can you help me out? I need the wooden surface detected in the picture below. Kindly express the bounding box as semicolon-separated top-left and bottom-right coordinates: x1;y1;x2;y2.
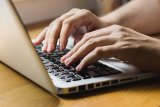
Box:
0;20;160;107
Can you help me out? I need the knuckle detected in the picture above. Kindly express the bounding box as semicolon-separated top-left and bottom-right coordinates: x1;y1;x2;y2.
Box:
80;58;87;65
63;19;73;26
111;24;126;32
44;39;48;44
82;34;91;41
86;38;96;47
118;42;131;50
48;38;56;44
118;26;126;32
118;32;129;40
54;18;63;24
110;24;120;29
94;47;103;57
71;47;77;53
53;19;62;25
81;9;91;14
48;41;54;45
71;8;79;12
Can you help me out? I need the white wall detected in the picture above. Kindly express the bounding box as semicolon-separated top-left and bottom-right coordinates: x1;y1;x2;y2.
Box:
13;0;98;25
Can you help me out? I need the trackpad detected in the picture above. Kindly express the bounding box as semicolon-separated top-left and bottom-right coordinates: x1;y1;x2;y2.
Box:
99;59;141;74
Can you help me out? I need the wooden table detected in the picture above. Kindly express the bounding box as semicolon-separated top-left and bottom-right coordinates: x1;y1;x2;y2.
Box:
0;20;160;107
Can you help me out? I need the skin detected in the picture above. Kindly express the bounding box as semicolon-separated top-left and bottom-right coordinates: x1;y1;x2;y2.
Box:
62;25;160;72
33;0;160;72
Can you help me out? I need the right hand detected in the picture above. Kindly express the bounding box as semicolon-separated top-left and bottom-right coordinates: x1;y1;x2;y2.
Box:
32;8;105;52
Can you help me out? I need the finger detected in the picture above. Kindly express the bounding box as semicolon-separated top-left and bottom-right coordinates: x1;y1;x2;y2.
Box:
47;23;61;52
62;24;124;60
42;40;48;52
76;45;118;71
59;10;92;50
46;9;80;52
64;35;115;66
32;27;48;45
74;25;124;48
42;26;52;52
61;27;113;60
61;28;116;62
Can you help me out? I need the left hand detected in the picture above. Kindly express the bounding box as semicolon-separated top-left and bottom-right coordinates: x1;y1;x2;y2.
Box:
61;25;160;72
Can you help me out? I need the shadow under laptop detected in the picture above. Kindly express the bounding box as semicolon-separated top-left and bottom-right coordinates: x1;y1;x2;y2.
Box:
59;77;160;99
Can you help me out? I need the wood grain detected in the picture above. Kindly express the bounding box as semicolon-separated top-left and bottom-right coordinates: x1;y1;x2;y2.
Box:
0;20;160;107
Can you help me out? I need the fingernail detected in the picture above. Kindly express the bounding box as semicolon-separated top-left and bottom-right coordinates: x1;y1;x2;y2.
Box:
76;65;81;71
60;44;64;50
47;46;51;52
42;40;45;44
61;54;69;62
42;48;46;52
61;56;66;63
32;39;36;43
47;44;54;52
65;58;70;66
32;39;38;45
42;46;46;52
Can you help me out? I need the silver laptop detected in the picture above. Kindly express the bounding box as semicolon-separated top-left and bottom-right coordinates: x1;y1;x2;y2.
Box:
1;0;160;95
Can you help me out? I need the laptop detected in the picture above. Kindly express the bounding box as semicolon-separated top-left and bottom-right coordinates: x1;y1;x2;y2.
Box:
1;0;160;95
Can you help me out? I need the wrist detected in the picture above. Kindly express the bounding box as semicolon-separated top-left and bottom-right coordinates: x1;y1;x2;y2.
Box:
98;11;124;28
98;16;112;28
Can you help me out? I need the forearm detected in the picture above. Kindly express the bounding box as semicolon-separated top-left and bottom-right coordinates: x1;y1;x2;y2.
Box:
100;0;160;35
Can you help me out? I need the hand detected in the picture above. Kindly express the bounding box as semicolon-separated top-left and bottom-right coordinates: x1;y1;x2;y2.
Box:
32;8;105;52
61;25;160;72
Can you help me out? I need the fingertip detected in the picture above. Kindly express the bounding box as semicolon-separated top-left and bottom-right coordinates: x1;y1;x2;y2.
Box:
32;39;37;45
64;58;70;66
47;44;54;53
76;64;82;71
42;49;46;53
32;39;36;43
59;37;68;50
61;52;71;62
61;57;66;63
47;46;52;53
42;47;46;52
60;43;65;50
42;45;47;52
32;39;43;46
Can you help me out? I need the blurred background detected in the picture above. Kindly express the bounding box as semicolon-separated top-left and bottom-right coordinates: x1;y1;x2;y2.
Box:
12;0;129;25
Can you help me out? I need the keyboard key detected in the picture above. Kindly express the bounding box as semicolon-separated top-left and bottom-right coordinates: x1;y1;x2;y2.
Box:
98;70;110;76
40;57;45;61
87;65;96;69
87;70;100;77
78;71;91;79
109;69;121;74
72;77;81;81
61;71;70;75
45;62;54;66
54;72;61;76
35;45;122;83
63;78;71;82
55;61;61;64
42;59;49;64
63;66;71;69
57;51;65;55
48;69;57;73
65;73;75;78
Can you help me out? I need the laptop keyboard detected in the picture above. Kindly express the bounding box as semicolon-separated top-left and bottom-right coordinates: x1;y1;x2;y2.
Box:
35;45;121;82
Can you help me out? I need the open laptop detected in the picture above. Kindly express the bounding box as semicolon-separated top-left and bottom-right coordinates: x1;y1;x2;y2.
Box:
1;0;160;95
